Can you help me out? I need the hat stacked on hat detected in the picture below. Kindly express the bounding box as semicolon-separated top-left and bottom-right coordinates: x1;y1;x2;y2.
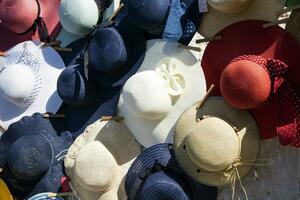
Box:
0;113;73;199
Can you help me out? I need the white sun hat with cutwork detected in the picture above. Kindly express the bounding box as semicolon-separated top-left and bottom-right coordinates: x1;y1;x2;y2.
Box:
0;41;65;130
117;39;206;148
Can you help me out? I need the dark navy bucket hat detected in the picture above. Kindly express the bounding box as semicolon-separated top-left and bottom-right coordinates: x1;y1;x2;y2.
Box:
88;15;146;87
125;143;217;200
0;113;73;199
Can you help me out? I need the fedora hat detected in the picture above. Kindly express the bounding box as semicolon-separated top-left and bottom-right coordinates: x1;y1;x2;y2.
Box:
59;0;112;36
286;8;300;45
174;97;260;186
0;113;73;199
88;16;146;87
0;178;13;200
198;0;285;37
0;41;65;130
117;39;207;148
64;120;140;200
0;0;61;51
125;143;217;200
201;20;300;141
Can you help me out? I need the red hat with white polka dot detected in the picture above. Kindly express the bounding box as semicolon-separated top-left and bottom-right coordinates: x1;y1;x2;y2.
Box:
201;20;300;148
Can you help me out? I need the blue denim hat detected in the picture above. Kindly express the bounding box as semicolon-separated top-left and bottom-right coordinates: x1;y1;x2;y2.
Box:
88;15;146;87
0;113;73;199
125;143;217;200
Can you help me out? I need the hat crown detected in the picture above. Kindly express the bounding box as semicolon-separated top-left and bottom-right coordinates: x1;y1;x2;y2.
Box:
184;117;240;172
122;70;172;120
8;134;52;181
0;63;35;105
0;0;38;33
207;0;254;14
59;0;99;35
88;28;127;73
74;142;119;192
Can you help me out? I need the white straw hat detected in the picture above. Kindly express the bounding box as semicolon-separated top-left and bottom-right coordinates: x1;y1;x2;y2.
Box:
0;41;65;129
64;120;141;200
174;97;260;186
198;0;285;37
117;39;206;148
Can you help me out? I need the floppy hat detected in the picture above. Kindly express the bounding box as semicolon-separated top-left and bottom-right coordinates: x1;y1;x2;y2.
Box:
198;0;285;37
88;16;146;87
174;97;260;186
0;41;65;130
0;178;13;200
201;20;300;140
118;39;206;148
125;143;217;200
0;0;61;51
59;0;112;36
64;119;140;200
0;113;73;199
286;8;300;45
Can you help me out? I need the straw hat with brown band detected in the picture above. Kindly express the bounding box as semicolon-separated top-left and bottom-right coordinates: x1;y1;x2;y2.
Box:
173;96;260;190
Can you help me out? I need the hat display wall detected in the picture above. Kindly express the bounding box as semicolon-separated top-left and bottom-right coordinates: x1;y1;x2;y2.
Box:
0;41;65;130
174;97;260;186
64;120;140;200
198;0;285;37
117;39;207;148
125;143;217;200
286;8;300;45
218;137;300;200
0;0;62;51
0;113;73;199
201;20;300;140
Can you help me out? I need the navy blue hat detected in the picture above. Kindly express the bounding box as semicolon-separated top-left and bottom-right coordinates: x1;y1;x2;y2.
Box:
125;144;217;200
126;0;170;31
88;16;146;87
0;113;73;199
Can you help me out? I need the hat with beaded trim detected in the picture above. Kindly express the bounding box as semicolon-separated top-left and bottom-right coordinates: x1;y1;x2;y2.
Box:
0;113;73;199
173;97;260;186
64;119;140;200
125;143;217;200
0;0;62;51
201;20;300;147
0;41;65;130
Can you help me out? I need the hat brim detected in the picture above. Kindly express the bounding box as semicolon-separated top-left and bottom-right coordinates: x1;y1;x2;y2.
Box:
125;143;217;199
198;0;284;37
117;39;206;148
64;120;140;200
174;97;260;186
0;0;61;51
201;20;300;139
0;41;65;130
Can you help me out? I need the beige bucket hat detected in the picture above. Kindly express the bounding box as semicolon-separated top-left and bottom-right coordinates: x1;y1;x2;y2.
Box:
64;120;141;200
174;97;260;186
198;0;285;37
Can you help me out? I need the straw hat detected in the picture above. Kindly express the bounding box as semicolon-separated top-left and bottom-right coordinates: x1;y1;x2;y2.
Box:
198;0;285;37
174;97;260;186
64;120;140;200
118;39;206;148
0;41;65;130
286;9;300;45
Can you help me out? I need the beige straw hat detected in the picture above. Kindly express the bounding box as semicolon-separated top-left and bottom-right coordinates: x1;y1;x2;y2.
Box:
198;0;285;37
286;9;300;45
174;97;260;186
64;120;141;200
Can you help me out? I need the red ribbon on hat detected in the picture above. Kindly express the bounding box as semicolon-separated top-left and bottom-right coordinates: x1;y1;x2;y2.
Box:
232;55;300;147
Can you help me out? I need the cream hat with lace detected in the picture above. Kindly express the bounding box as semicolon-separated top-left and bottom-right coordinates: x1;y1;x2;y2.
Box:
174;97;260;186
117;39;206;148
0;41;65;130
64;120;140;200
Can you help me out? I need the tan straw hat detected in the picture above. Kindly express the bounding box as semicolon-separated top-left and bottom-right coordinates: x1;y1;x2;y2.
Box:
64;120;141;200
174;97;260;186
198;0;285;37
